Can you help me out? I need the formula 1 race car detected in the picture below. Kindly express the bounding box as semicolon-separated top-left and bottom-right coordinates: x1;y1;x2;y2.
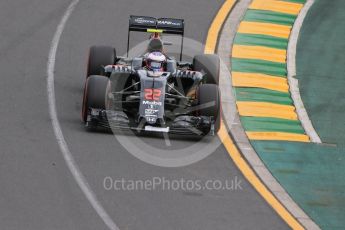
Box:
81;15;221;136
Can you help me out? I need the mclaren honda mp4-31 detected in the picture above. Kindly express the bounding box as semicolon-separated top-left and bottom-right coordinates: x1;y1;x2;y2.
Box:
81;16;221;136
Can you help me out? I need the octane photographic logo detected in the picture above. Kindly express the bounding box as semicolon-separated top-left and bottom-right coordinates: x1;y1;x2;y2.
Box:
107;36;234;167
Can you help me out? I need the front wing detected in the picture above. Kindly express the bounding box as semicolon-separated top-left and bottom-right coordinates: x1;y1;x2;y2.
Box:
86;109;215;136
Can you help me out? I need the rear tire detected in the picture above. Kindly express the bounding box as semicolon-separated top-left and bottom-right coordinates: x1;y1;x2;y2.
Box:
193;54;220;85
87;46;116;77
81;75;109;122
197;84;221;133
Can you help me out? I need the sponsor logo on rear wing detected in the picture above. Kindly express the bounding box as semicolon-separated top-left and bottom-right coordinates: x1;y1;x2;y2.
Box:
157;18;184;30
130;16;156;28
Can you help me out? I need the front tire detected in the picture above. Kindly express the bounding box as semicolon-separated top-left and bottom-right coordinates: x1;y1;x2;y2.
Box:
87;46;116;77
81;75;109;122
197;84;221;133
193;54;220;85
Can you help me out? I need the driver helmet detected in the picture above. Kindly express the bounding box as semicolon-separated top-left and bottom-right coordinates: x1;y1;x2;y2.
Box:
146;52;166;72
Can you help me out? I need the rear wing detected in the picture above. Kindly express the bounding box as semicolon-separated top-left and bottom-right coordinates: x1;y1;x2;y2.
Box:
127;15;185;60
129;16;184;34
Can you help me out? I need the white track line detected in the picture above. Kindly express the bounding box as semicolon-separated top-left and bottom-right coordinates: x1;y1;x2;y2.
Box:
287;0;322;144
46;0;120;229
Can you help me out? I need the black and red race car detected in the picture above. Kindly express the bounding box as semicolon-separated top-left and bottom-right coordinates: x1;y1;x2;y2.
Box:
81;16;221;136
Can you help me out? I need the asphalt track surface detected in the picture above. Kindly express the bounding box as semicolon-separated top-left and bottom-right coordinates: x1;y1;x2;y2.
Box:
0;0;289;229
